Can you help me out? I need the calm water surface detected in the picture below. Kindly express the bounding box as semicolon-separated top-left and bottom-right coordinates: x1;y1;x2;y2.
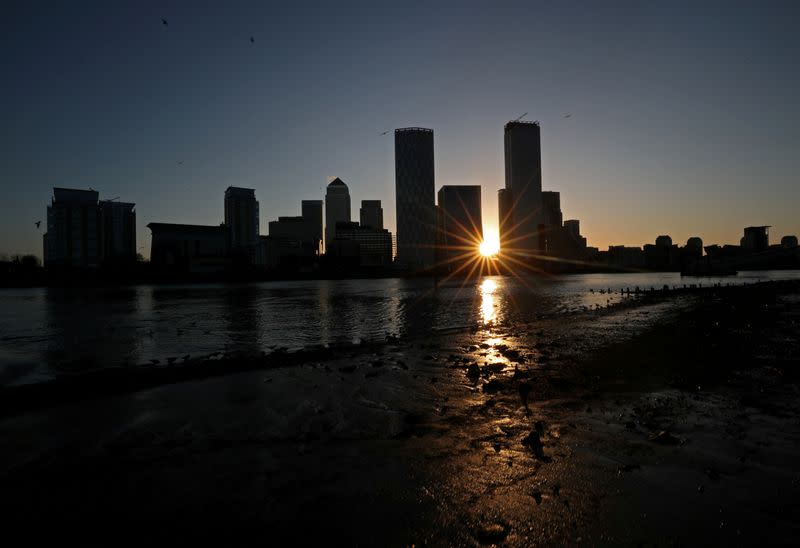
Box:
1;270;798;385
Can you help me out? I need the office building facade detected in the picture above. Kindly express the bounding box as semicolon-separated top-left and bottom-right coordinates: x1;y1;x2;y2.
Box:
333;221;393;267
325;177;351;249
224;187;259;262
148;223;230;273
497;188;513;255
359;200;383;230
44;188;103;268
395;127;436;270
437;185;482;266
504;120;543;259
541;191;563;228
301;200;323;255
99;200;136;261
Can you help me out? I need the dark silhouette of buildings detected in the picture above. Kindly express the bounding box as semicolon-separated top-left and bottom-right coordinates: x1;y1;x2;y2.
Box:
782;235;798;248
606;246;645;268
224;187;259;263
262;199;325;270
301;200;323;255
395;128;436;270
644;235;680;271
44;188;136;269
148;223;229;273
359;200;384;230
541;191;563;227
503;120;543;259
741;226;770;252
497;122;589;270
329;221;393;267
436;185;482;269
100;200;136;263
44;188;102;268
497;188;513;255
325;178;351;249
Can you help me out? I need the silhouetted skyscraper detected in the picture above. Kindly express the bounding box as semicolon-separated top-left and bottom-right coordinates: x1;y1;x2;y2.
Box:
504;120;543;258
395;127;436;269
437;185;483;266
360;200;383;230
541;191;563;228
100;200;136;261
564;219;580;240
497;188;513;255
44;188;102;268
301;199;323;254
325;178;351;250
224;187;259;262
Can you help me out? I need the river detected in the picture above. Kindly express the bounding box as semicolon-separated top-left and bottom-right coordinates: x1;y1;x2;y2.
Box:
1;270;798;386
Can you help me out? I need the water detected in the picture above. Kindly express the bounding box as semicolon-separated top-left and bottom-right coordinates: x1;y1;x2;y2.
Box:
1;270;798;386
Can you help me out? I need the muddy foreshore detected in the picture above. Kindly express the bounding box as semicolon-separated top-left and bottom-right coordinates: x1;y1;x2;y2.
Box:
0;280;798;545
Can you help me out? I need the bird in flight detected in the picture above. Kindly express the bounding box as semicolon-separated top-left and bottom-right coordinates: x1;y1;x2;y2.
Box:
563;113;572;118
35;221;41;229
250;36;255;43
161;18;168;26
380;130;390;135
177;161;184;165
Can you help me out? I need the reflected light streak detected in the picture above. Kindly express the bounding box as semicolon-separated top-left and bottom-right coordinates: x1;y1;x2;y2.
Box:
480;278;498;325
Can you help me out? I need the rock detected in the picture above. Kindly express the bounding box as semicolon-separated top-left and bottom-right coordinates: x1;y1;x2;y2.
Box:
474;522;509;544
531;490;543;505
483;379;503;393
618;463;641;473
468;345;479;352
649;430;681;445
492;442;501;453
479;343;491;349
518;381;532;408
522;430;545;457
500;347;522;362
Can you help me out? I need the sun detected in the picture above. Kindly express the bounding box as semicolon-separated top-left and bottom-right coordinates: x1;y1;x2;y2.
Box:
479;238;500;257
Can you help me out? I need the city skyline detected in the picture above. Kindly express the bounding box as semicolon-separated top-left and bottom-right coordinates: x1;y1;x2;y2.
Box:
3;1;799;258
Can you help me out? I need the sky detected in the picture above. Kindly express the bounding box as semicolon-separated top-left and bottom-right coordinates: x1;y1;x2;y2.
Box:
2;0;799;258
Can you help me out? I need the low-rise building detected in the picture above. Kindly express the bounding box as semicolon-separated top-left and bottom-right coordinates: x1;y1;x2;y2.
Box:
148;223;229;273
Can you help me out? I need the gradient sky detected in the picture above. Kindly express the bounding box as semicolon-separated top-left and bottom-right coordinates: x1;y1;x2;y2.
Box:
2;0;799;258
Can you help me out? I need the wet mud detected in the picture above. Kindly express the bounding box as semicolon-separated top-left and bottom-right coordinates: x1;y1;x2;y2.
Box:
0;281;798;544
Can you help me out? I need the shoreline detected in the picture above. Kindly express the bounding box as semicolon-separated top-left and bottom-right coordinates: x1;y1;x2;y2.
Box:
2;279;794;418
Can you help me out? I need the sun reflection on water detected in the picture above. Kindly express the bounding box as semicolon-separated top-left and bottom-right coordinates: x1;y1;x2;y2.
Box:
480;278;498;325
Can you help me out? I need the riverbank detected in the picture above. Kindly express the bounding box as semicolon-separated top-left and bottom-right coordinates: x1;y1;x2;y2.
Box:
0;280;798;544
